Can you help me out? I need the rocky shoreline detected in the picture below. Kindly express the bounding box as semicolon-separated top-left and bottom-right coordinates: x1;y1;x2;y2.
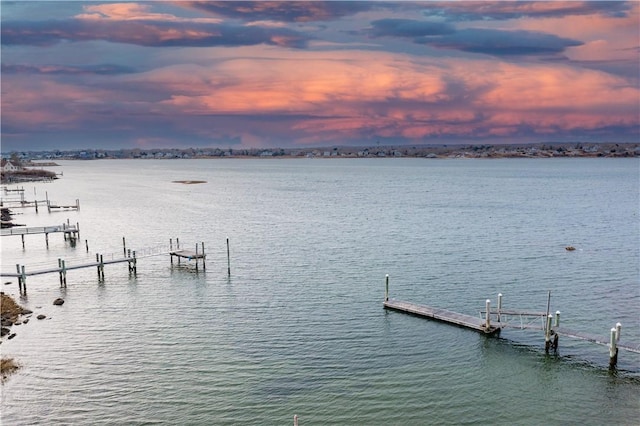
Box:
0;292;63;382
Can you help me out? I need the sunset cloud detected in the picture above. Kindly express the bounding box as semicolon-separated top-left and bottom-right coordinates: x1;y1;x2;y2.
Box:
1;1;637;151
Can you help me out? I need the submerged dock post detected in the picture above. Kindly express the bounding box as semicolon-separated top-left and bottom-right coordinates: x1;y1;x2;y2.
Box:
385;274;389;301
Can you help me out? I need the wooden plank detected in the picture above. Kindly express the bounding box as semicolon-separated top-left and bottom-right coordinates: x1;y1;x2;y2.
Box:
384;299;500;335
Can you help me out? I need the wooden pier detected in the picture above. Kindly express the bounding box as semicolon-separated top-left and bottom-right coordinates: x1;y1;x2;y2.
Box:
383;275;639;368
1;221;79;247
1;189;78;213
47;198;79;212
169;238;206;269
384;299;500;335
1;238;208;293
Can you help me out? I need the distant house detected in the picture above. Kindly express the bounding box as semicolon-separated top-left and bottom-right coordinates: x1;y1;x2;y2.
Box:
1;159;22;172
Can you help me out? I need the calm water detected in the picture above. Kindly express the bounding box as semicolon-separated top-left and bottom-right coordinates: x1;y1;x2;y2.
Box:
1;158;639;425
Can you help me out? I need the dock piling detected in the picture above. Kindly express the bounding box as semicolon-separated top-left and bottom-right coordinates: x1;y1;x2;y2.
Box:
385;274;389;301
226;237;231;276
131;251;137;274
201;242;206;270
485;299;491;329
123;237;127;256
61;260;67;287
20;265;26;294
544;315;553;354
609;327;618;368
99;255;105;281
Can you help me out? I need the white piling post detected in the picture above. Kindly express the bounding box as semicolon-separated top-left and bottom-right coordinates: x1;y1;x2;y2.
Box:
497;293;503;322
294;414;298;426
385;274;389;301
615;322;622;343
554;311;561;328
485;299;491;329
609;327;618;367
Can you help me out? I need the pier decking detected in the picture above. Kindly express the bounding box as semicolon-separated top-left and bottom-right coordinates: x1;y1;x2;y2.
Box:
1;221;79;247
384;299;500;335
1;223;78;238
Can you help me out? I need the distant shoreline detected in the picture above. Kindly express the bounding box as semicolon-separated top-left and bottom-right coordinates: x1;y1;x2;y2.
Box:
5;142;639;161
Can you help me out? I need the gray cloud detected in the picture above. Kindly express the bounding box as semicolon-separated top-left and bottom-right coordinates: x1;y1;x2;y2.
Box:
1;64;137;75
368;18;455;37
419;28;583;56
180;1;392;22
421;1;632;21
1;19;311;48
364;18;583;56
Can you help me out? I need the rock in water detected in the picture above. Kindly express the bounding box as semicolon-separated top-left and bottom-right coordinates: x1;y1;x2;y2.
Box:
37;314;46;320
53;298;64;306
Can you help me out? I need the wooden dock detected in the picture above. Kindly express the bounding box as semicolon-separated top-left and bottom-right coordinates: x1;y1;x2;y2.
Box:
1;238;209;293
1;223;78;237
384;299;500;335
169;239;206;269
382;275;639;368
1;221;79;247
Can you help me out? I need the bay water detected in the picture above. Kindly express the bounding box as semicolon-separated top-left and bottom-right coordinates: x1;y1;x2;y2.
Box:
1;158;638;425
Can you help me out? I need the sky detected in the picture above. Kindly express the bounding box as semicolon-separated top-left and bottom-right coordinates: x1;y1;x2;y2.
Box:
1;1;639;151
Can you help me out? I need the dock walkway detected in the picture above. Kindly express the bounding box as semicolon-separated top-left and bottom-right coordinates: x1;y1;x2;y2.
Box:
1;223;78;237
384;299;500;335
